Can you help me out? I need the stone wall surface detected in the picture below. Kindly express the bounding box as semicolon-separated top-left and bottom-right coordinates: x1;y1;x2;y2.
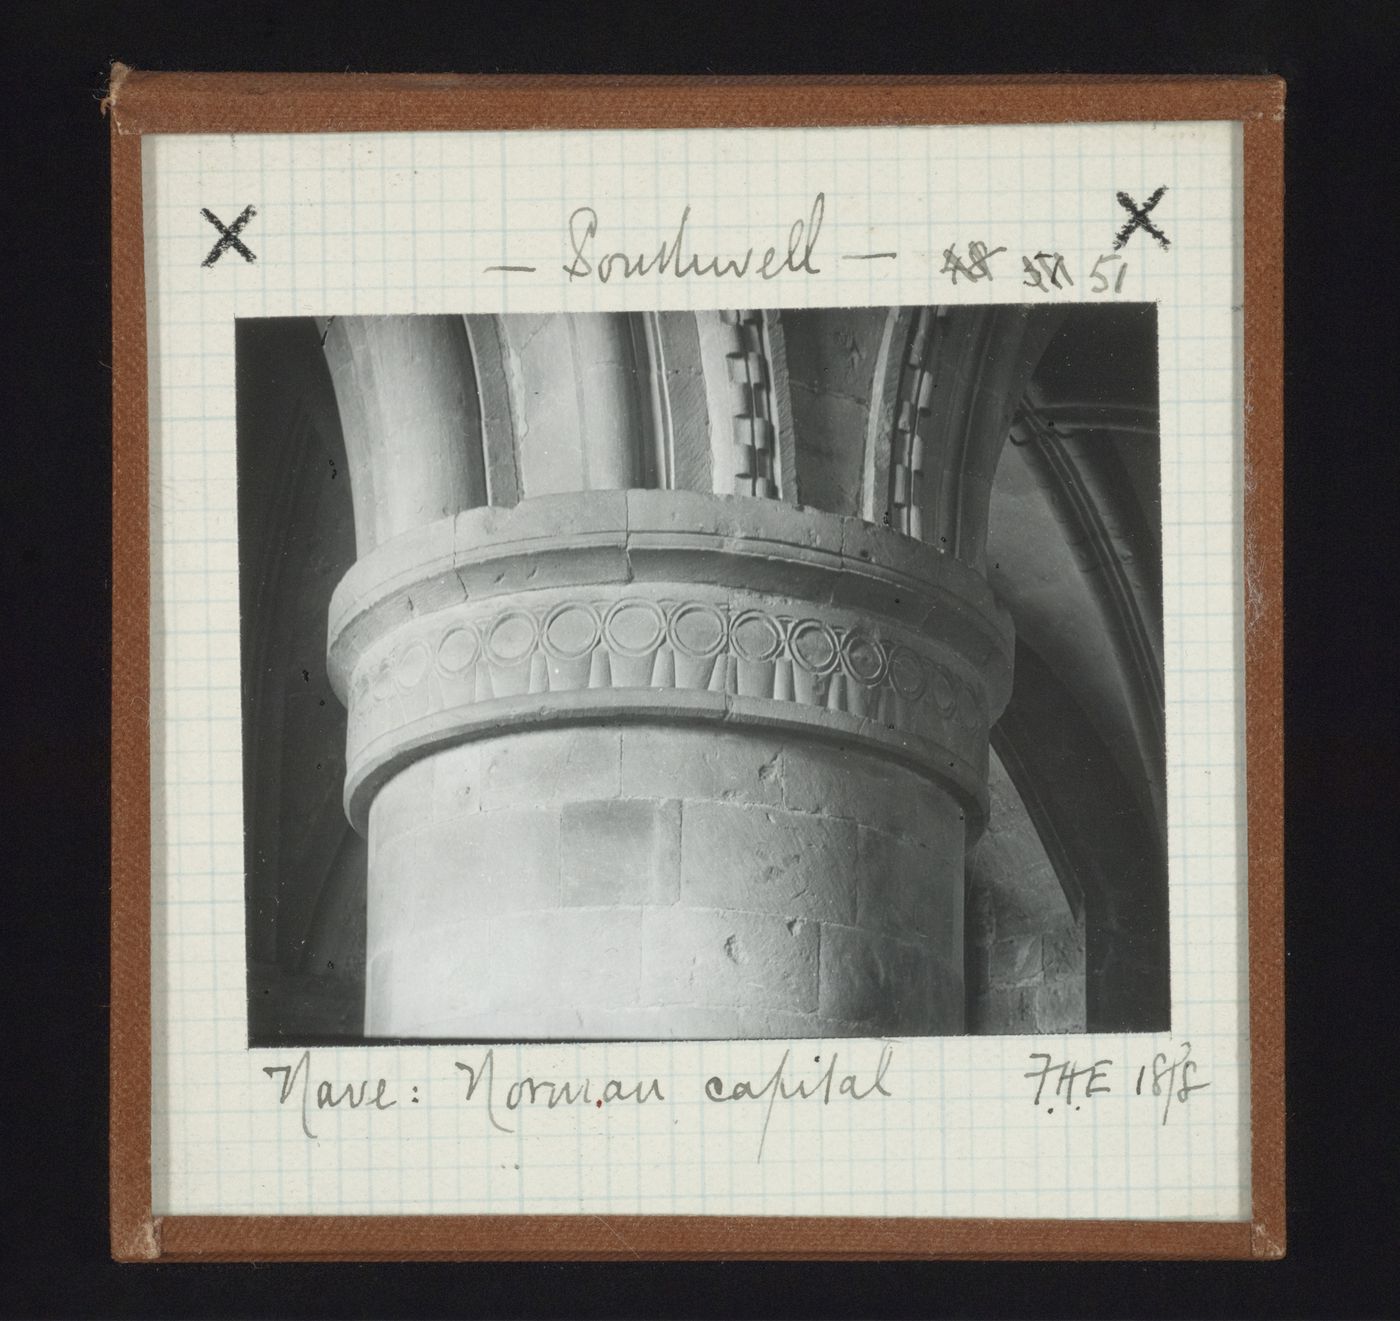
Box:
966;894;1087;1036
964;751;1087;1034
326;482;1006;1040
365;725;966;1040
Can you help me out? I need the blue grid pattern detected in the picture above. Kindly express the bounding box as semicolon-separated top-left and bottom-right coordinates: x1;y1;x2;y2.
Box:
142;122;1248;1219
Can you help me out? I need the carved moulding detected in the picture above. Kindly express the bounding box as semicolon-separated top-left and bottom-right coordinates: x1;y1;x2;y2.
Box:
327;490;1014;834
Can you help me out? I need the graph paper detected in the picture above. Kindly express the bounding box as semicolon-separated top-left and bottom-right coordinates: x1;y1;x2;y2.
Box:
142;120;1248;1220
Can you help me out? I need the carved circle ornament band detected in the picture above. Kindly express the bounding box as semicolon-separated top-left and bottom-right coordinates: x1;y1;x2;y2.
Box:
327;492;1011;833
667;602;728;659
360;600;966;715
604;599;668;658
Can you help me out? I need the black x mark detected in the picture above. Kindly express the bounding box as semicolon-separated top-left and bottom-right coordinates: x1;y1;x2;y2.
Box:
1113;187;1170;251
201;204;258;267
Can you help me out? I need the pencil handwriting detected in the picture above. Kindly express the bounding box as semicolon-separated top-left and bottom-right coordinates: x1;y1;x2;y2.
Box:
703;1042;894;1162
262;1050;397;1140
563;192;825;284
455;1049;665;1134
1024;1040;1210;1124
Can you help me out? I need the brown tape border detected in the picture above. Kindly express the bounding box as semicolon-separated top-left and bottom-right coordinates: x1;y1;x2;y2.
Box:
109;71;1284;1262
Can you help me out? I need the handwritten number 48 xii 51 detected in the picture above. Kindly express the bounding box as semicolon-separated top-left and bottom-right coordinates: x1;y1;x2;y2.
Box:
940;244;1129;293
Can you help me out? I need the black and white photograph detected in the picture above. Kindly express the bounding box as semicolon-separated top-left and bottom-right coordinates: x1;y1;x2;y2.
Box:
237;302;1167;1046
92;58;1296;1261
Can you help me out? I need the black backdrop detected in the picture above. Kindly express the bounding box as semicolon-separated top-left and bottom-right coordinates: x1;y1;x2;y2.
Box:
3;2;1396;1316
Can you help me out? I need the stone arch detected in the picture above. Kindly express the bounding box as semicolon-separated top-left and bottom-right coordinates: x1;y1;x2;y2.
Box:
866;305;1064;568
320;315;489;555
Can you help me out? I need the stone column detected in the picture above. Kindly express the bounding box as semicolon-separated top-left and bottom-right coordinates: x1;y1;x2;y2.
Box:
324;309;1041;1041
321;315;489;552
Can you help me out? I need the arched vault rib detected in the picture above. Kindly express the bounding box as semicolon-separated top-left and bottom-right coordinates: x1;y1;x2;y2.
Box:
992;641;1170;1033
991;400;1166;852
862;305;1065;570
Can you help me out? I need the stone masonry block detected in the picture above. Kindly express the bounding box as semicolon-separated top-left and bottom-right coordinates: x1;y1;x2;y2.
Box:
408;807;561;930
641;907;818;1013
396;999;873;1043
977;985;1038;1035
366;831;418;961
624;488;844;558
400;1002;648;1042
619;726;785;806
856;825;947;942
477;727;620;810
488;908;643;1014
427;740;484;821
681;801;856;925
988;934;1043;987
781;742;962;852
818;923;937;1034
1042;920;1087;979
561;798;681;907
369;757;436;845
454;489;629;552
1034;976;1087;1033
366;920;490;1035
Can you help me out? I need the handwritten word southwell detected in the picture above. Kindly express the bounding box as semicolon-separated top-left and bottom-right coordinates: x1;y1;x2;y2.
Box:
563;193;825;284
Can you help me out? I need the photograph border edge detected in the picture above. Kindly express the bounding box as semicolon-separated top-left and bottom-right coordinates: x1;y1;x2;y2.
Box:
107;70;1285;1263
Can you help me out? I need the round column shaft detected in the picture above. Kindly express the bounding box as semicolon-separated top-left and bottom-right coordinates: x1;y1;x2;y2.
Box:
328;490;1013;1040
